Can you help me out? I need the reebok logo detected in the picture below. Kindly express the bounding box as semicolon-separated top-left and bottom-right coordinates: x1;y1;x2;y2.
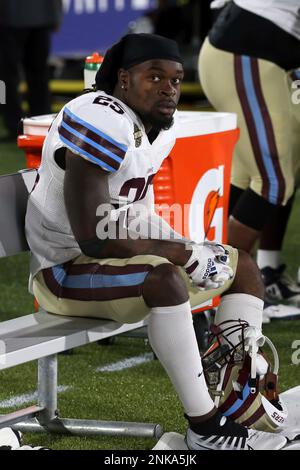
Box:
203;258;214;279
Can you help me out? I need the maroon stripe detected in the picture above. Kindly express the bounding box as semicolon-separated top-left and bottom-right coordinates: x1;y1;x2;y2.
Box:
219;388;237;413
63;110;126;160
63;112;126;159
59;125;120;171
66;263;154;276
222;364;234;391
234;55;270;199
228;392;258;422
240;404;265;428
219;364;249;414
251;58;285;204
186;260;198;275
43;268;61;297
42;268;146;301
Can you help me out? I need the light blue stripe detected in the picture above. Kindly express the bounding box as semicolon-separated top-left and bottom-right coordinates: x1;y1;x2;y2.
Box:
223;383;251;417
59;135;117;173
64;107;128;152
242;56;279;204
52;266;148;289
61;120;123;164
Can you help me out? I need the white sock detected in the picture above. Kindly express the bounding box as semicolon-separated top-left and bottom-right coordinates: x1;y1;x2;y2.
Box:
257;250;280;270
214;293;264;346
148;301;215;417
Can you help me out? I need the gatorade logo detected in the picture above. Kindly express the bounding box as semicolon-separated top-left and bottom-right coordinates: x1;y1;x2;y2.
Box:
189;166;224;243
204;190;220;240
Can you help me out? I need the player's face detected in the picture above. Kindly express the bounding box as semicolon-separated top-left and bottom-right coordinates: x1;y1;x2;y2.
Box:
125;59;184;132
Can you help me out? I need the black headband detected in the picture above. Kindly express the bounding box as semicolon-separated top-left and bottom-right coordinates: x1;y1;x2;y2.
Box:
95;33;183;94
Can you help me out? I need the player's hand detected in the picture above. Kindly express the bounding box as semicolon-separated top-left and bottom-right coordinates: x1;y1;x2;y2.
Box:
184;242;234;290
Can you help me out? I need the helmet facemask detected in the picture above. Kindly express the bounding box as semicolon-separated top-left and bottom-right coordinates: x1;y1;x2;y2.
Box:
202;319;288;432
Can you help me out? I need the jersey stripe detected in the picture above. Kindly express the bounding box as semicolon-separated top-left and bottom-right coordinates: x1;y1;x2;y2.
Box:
235;55;285;204
60;120;123;164
52;264;148;289
64;107;128;152
59;126;120;172
250;58;285;204
234;55;270;200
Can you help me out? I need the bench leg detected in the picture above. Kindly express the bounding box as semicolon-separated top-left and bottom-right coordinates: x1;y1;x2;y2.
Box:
11;354;163;439
37;354;58;424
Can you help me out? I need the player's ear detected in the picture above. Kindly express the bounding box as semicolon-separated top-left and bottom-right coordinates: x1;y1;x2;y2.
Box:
118;69;129;91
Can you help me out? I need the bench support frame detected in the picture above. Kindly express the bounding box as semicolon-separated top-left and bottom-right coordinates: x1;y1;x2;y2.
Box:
1;354;163;439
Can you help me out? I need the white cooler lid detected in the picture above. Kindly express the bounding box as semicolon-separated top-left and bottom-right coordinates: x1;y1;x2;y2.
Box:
177;111;237;138
22;114;56;136
22;111;237;138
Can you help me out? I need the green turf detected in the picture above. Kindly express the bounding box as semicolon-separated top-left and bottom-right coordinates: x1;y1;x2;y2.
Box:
0;119;299;450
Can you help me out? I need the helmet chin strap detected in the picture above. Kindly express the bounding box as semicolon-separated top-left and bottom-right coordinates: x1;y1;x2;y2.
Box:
243;326;266;393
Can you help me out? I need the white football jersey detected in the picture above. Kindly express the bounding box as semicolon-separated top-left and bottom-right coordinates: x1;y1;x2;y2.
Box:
234;0;300;39
25;91;178;284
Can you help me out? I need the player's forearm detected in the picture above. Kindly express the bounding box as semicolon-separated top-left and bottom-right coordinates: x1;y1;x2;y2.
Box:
83;237;192;266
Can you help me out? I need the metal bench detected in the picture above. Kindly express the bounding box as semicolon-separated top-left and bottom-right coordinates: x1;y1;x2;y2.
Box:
0;169;162;439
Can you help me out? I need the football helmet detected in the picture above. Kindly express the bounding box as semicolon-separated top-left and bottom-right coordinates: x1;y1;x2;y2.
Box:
202;320;288;433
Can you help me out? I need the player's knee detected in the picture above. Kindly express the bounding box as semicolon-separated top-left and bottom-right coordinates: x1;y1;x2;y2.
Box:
142;263;189;307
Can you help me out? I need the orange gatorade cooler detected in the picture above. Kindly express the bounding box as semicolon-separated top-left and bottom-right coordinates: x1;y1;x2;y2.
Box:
155;111;238;244
153;111;239;311
18;111;239;311
18;114;56;168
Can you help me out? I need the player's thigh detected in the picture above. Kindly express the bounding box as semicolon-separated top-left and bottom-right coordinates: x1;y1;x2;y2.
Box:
200;40;294;202
253;58;294;204
33;254;172;324
199;39;257;191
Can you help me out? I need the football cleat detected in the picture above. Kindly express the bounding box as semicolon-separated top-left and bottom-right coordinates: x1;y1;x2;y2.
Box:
261;265;300;306
0;427;22;450
15;445;50;450
186;420;287;450
263;302;300;321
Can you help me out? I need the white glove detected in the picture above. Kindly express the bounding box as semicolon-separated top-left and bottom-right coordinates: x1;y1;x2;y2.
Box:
184;243;234;290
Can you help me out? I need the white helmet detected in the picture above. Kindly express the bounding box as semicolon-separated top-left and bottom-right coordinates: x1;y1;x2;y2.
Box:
202;320;288;432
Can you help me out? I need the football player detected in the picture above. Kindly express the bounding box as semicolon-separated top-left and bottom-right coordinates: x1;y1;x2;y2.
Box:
199;0;300;319
25;33;287;450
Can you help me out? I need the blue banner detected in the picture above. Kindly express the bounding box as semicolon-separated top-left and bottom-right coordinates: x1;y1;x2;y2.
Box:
52;0;156;57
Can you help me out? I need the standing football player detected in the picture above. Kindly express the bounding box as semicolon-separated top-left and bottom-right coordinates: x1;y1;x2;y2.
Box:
25;33;287;450
199;0;300;319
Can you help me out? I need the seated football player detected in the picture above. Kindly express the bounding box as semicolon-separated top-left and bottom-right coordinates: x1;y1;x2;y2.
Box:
25;33;288;450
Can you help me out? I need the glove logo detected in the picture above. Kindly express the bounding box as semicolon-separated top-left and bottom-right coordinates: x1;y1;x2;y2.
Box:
203;258;216;279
